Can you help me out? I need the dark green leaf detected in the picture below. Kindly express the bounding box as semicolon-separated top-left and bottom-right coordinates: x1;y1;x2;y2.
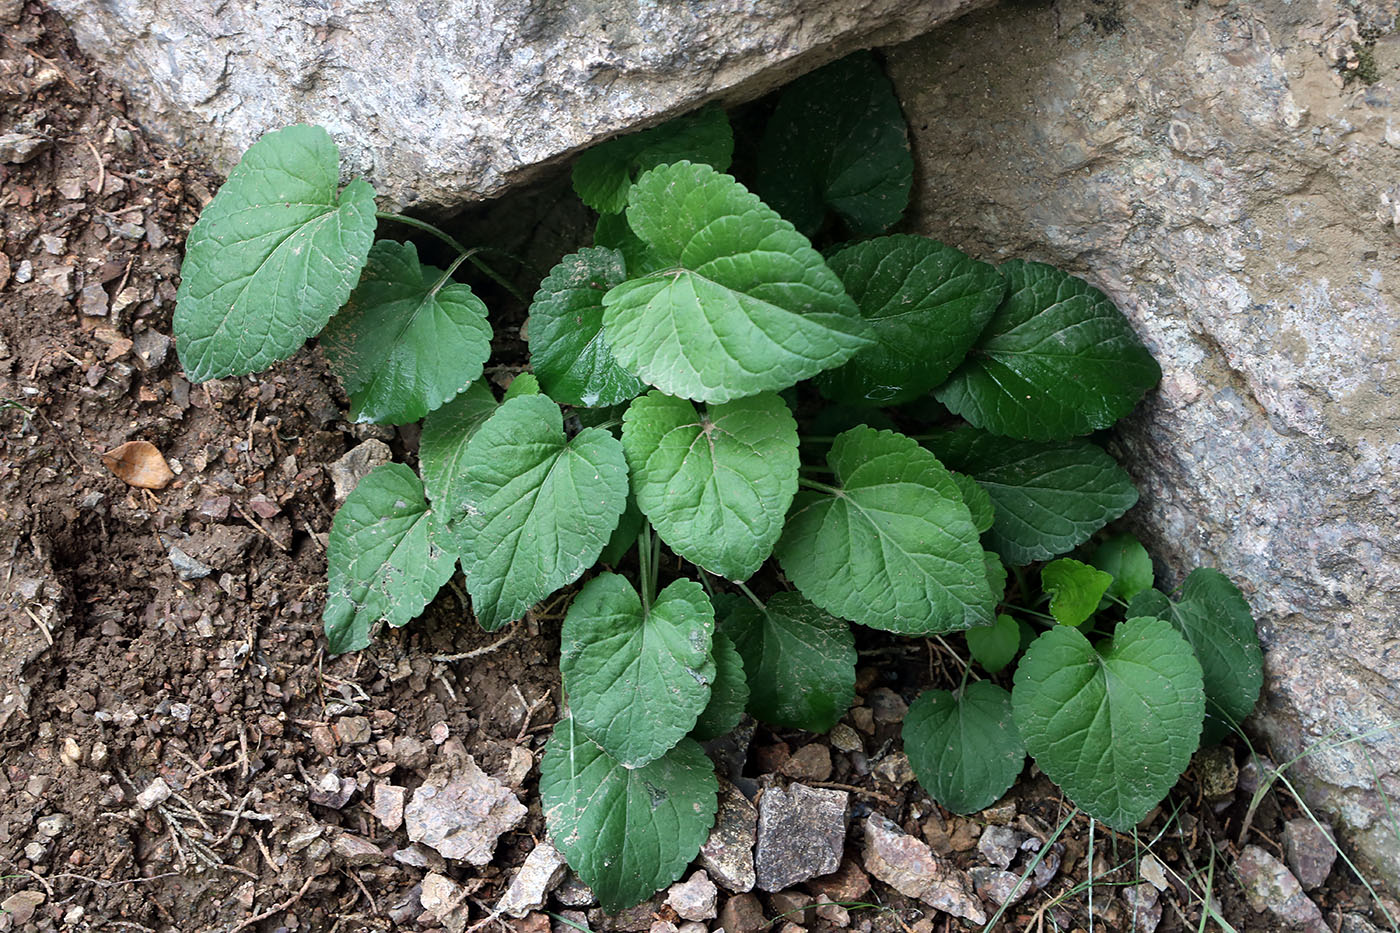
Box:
528;248;646;408
573;103;734;214
904;682;1025;814
934;261;1161;439
322;240;492;425
755;53;912;237
1091;533;1155;604
175;125;377;382
541;719;718;912
966;613;1019;674
599;494;645;566
419;380;498;514
692;631;749;741
953;473;994;534
819;236;1004;405
719;591;856;733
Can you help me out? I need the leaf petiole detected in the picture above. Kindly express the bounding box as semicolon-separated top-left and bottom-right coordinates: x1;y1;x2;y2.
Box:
796;477;843;496
376;211;528;302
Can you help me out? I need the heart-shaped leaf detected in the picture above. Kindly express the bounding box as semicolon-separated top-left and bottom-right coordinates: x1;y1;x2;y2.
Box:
560;574;715;767
692;631;749;741
1126;569;1261;744
573;103;734;214
1091;533;1155;604
719;591;856;733
819;236;1004;406
541;718;718;913
935;261;1161;439
776;427;993;634
322;240;492;425
602;162;871;403
1013;617;1204;830
966;613;1020;674
904;682;1025;814
323;463;455;654
175;124;377;382
1041;558;1113;627
755;52;912;237
448;395;629;630
623;391;799;581
528;247;645;408
929;428;1138;565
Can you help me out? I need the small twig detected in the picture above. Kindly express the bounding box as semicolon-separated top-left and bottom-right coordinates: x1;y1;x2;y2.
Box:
229;875;316;932
806;781;898;807
343;868;380;916
432;631;514;662
22;605;53;645
232;501;289;552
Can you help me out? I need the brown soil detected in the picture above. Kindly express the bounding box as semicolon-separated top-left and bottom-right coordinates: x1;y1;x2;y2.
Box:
0;7;1393;933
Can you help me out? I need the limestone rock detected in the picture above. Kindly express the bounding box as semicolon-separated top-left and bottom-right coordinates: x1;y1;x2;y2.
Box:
754;782;848;892
1234;845;1327;933
699;780;758;893
861;814;984;925
329;440;392;503
887;0;1400;887
497;841;569;918
405;757;527;865
666;871;719;922
53;0;991;212
1283;818;1339;891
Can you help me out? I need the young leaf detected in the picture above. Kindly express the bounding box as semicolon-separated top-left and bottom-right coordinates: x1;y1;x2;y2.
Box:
623;391;799;581
1091;533;1155;604
598;494;645;566
934;260;1161;439
966;613;1019;673
904;682;1025;814
692;631;749;741
322;463;455;654
819;236;1005;406
755;52;912;237
601;162;871;403
541;718;719;913
1041;558;1114;627
573;103;734;214
719;591;856;733
321;240;492;425
449;395;629;630
983;551;1008;603
776;427;994;634
1012;617;1204;831
174;125;377;383
929;428;1138;565
503;372;541;400
595;212;663;277
1126;570;1262;745
528;248;646;408
418;380;498;513
560;575;716;767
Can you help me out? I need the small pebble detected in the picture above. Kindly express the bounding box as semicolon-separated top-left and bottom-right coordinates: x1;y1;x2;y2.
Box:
136;776;173;810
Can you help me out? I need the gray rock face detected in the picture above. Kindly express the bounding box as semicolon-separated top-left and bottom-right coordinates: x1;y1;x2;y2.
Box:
754;782;848;892
1234;845;1328;933
405;758;526;864
887;0;1400;888
496;840;569;918
861;814;985;925
699;781;759;893
52;0;990;212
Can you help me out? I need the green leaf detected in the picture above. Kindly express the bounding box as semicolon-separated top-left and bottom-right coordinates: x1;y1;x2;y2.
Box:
418;380;498;513
322;463;455;654
528;248;646;408
174;124;377;383
934;260;1161;439
719;591;856;733
776;427;994;634
503;372;541;400
601;162;871;403
692;631;749;741
1126;570;1262;745
321;240;492;425
595;212;663;277
904;682;1025;814
929;428;1138;565
953;473;994;534
755;52;912;237
1091;533;1155;604
599;494;645;566
450;395;629;630
573;103;734;214
966;613;1019;674
983;551;1008;603
623;391;799;581
541;719;719;912
819;236;1005;406
1041;558;1114;627
1012;617;1204;830
560;575;714;766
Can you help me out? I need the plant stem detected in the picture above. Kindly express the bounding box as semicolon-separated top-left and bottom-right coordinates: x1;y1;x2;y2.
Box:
735;580;767;614
797;477;843;496
638;523;654;614
375;211;527;302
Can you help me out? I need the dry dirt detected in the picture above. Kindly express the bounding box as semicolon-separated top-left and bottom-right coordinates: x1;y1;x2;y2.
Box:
0;6;1394;933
